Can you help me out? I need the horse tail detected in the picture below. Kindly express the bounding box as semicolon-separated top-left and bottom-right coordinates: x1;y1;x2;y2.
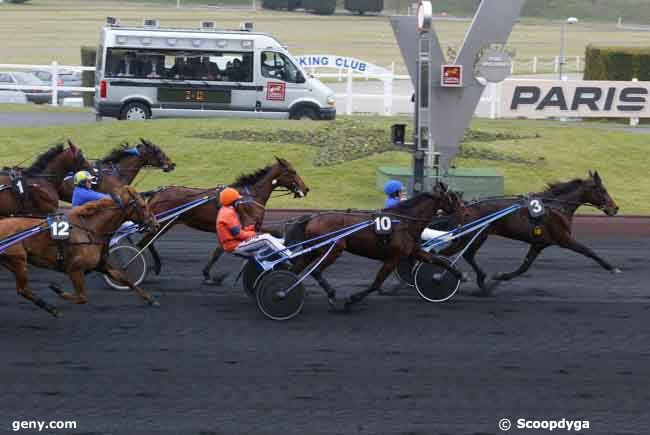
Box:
283;214;311;247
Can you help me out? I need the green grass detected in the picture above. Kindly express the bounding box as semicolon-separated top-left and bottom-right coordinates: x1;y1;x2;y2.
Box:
0;116;646;214
2;0;650;74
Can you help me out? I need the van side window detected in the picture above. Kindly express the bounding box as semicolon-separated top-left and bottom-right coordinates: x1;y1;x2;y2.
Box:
261;51;301;83
104;49;253;82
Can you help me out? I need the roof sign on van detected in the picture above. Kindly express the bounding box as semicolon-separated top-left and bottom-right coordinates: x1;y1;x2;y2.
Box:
240;22;254;32
106;16;120;26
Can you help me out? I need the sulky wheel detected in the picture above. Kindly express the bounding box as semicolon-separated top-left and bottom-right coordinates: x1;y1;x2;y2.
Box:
256;270;305;321
395;257;416;287
243;260;290;299
103;244;147;291
414;257;461;303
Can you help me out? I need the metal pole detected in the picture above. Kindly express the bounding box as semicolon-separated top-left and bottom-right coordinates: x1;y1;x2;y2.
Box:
559;22;566;80
177;0;180;8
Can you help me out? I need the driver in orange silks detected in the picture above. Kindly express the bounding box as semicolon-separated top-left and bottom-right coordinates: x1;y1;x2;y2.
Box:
216;187;288;256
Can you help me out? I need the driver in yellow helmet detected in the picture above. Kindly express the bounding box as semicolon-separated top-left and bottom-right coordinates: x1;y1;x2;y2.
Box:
72;171;108;207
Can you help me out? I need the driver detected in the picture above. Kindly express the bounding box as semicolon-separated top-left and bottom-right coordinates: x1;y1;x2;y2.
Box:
216;187;288;257
72;171;108;207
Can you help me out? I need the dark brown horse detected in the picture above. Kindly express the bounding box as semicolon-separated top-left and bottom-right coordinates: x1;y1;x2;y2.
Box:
141;157;309;282
0;142;91;216
58;138;176;202
287;183;461;311
0;186;159;317
440;171;620;296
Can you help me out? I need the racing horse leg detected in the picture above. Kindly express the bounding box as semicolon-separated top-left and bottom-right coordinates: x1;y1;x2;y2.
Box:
554;234;621;274
201;245;228;286
492;244;546;282
292;241;346;308
99;263;160;307
2;255;60;317
346;252;402;309
49;270;89;304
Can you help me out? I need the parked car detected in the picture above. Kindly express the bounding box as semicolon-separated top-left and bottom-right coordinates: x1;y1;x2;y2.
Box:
32;69;82;102
0;71;51;104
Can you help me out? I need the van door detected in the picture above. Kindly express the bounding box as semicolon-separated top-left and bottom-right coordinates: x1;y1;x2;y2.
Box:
257;51;309;116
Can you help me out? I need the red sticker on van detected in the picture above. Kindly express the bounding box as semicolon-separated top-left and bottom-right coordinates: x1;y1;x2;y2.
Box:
266;82;286;101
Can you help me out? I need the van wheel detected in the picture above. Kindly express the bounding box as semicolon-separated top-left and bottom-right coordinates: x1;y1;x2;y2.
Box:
290;106;319;121
120;102;150;121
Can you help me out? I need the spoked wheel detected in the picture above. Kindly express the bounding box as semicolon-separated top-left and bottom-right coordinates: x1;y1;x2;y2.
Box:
395;257;416;287
414;257;461;303
256;270;305;321
103;244;147;290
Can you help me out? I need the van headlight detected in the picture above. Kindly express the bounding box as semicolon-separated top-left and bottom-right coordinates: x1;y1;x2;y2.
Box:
326;95;336;106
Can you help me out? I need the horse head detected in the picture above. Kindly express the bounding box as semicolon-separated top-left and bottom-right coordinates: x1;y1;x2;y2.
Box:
271;156;309;198
586;170;619;216
137;138;176;172
113;185;160;233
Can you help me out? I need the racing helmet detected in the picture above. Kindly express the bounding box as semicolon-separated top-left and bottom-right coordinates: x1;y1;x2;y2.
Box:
219;187;242;206
74;170;95;186
384;179;404;196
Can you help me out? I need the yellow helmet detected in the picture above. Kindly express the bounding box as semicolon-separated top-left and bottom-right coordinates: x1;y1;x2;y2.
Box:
74;170;95;186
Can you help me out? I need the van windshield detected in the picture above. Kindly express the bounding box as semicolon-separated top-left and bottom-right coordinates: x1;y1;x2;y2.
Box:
105;48;253;82
261;51;302;83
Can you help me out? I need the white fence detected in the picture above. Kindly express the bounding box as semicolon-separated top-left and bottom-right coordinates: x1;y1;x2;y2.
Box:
0;62;95;106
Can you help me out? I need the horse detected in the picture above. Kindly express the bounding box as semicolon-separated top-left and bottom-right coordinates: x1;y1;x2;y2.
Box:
286;183;462;311
0;186;159;317
438;170;620;296
0;141;91;216
141;157;309;282
58;138;176;202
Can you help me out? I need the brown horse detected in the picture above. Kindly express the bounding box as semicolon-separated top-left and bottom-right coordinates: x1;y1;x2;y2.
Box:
287;183;461;311
141;157;309;282
439;171;620;296
1;142;91;216
58;138;176;202
0;186;159;317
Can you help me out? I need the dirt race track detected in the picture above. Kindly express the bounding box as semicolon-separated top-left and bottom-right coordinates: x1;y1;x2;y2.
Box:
0;220;649;435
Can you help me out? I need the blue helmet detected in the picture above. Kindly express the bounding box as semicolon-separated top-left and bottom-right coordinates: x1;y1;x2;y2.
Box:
384;179;404;196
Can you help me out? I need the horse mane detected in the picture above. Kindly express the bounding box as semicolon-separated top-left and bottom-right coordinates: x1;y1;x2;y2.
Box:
70;197;115;217
99;144;138;164
232;165;271;187
24;144;65;175
544;178;584;196
385;192;438;212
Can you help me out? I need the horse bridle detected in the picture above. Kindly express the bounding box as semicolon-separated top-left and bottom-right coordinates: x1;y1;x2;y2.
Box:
111;190;154;231
271;168;305;198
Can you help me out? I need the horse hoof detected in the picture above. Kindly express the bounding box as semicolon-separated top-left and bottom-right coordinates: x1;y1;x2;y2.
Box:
50;309;62;318
328;298;349;313
149;300;161;308
378;288;398;296
612;268;623;275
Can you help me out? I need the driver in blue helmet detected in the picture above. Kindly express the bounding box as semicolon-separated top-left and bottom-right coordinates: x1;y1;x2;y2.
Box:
384;179;405;209
71;171;109;207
